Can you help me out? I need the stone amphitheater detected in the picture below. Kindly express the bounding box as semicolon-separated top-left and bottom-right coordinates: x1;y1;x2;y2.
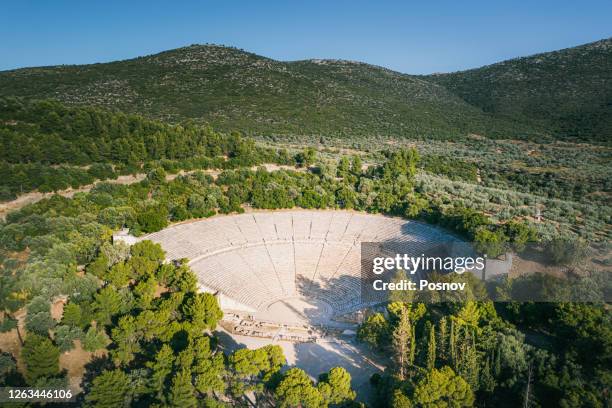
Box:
141;210;459;327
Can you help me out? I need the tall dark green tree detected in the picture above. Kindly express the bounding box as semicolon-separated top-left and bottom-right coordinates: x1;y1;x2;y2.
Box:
427;325;437;370
182;292;223;333
21;334;60;383
167;368;197;408
437;316;449;364
93;286;123;326
146;344;174;400
86;369;132;408
392;305;413;380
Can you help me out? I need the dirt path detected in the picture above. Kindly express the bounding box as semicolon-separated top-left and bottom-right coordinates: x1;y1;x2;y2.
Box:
0;174;146;219
0;164;302;219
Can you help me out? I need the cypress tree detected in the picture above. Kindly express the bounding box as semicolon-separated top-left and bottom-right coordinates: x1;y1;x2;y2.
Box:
351;155;363;175
427;325;436;370
438;316;448;363
493;344;502;378
450;318;456;368
410;324;417;368
461;328;479;391
459;326;470;370
392;306;412;380
455;326;469;377
480;354;496;394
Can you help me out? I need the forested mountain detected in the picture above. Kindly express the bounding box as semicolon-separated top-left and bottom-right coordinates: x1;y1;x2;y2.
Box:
3;40;610;142
427;38;612;143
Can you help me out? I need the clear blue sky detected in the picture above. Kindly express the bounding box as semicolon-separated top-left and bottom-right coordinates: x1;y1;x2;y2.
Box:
2;0;610;74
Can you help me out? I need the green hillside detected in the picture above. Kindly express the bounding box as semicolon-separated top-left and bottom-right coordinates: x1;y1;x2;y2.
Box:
427;38;612;142
0;40;610;142
0;45;538;140
0;98;281;200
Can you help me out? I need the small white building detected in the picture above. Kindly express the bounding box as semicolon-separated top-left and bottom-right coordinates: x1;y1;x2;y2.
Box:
112;228;139;246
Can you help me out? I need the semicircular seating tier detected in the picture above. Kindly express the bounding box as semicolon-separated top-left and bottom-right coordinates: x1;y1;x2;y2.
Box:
140;210;459;317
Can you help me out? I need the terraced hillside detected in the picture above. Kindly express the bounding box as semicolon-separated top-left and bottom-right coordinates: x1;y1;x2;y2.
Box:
0;45;539;140
427;38;612;142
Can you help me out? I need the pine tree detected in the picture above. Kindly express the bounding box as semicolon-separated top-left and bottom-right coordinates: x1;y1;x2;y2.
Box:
93;286;123;326
194;353;227;397
427;325;436;370
61;302;83;328
274;368;324;408
86;369;132;408
167;368;197;408
414;366;474;407
318;367;356;405
390;389;413;408
82;326;110;352
456;301;481;328
337;156;350;178
133;277;157;310
53;325;82;352
21;334;60;383
358;313;389;349
182;292;223;333
146;344;174;399
110;315;141;366
392;305;412;380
